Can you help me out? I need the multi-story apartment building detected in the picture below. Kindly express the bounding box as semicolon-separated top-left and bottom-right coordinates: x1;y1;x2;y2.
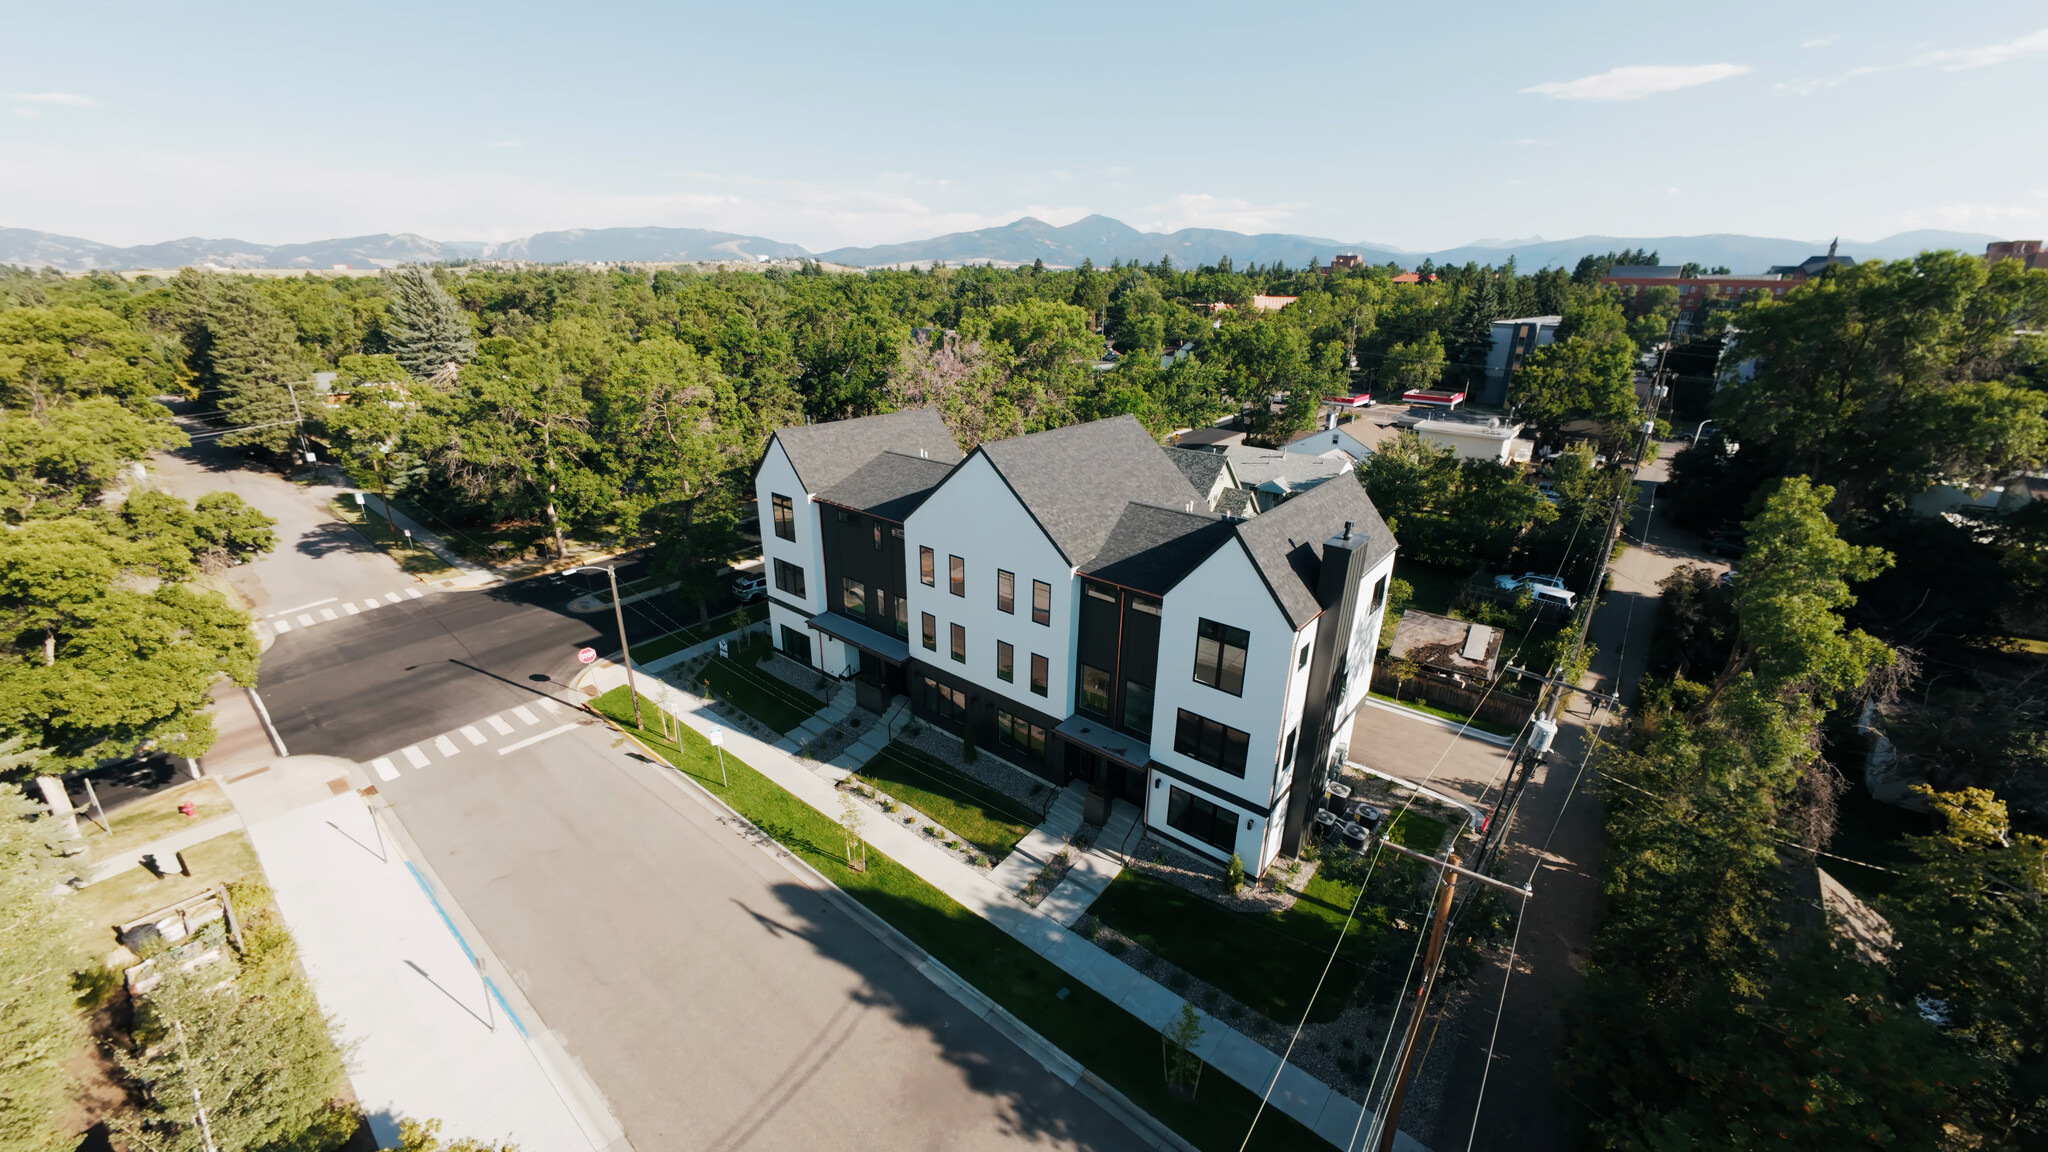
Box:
754;411;1397;874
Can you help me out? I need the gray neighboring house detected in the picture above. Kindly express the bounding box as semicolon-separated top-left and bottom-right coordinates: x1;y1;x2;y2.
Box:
1219;446;1351;512
1479;315;1561;407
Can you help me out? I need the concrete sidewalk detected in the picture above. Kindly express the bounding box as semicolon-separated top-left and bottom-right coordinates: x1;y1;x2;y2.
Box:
244;791;620;1151
580;662;1427;1152
359;494;502;589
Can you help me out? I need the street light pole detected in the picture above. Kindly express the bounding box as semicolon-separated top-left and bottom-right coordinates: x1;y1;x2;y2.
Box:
571;564;642;728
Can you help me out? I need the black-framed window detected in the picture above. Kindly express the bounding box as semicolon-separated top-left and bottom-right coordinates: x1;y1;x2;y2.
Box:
919;546;935;586
1031;580;1051;626
949;554;965;597
997;710;1046;759
950;622;966;663
1122;680;1154;735
1297;642;1310;670
1174;709;1250;777
1281;726;1298;769
894;596;908;639
773;558;805;597
779;625;811;667
836;508;858;524
1166;785;1238;852
921;676;965;720
1030;653;1048;696
840;577;866;618
1131;594;1161;616
997;640;1014;682
872;524;883;550
921;612;937;651
772;494;795;541
997;570;1015;614
1194;618;1249;696
1078;664;1111;716
1370;575;1388;612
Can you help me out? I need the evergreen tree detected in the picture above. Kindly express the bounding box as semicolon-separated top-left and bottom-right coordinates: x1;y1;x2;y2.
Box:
382;267;476;380
1443;275;1503;392
204;281;306;455
0;796;79;1152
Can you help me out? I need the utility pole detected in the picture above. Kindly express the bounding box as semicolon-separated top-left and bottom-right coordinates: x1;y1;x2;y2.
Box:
1374;853;1462;1152
569;564;642;727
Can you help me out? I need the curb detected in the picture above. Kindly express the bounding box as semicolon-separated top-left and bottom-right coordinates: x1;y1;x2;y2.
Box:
589;708;1202;1152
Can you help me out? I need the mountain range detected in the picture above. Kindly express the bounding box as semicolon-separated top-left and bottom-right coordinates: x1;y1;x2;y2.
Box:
0;218;2005;275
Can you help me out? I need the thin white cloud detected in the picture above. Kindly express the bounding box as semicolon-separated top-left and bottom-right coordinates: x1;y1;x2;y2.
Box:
1800;35;1838;48
7;91;94;107
1137;193;1297;234
1891;202;2044;232
1924;27;2048;70
1522;63;1750;101
1775;65;1890;95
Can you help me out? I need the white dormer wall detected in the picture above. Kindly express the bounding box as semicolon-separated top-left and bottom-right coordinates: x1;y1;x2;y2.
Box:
755;438;847;673
1149;539;1303;872
902;453;1077;720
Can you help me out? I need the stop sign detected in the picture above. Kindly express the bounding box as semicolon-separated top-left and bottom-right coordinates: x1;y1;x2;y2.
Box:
576;647;596;664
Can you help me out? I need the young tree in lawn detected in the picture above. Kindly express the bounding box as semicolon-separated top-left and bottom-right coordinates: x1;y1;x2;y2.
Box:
382;267;477;381
0;795;80;1152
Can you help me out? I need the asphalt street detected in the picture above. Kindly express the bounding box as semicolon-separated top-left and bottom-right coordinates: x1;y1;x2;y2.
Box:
367;714;1144;1151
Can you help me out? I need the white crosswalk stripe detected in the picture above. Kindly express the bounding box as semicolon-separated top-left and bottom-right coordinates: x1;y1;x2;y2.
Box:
298;614;315;627
256;586;433;642
344;603;359;615
385;593;402;604
406;588;422;599
320;608;337;620
363;696;588;781
274;619;292;633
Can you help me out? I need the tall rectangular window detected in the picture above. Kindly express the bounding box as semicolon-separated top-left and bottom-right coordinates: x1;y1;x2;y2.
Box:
1282;727;1298;769
840;577;867;617
950;623;967;664
1122;681;1154;735
894;596;908;639
1029;653;1048;697
1031;580;1051;626
773;558;805;597
873;524;883;551
997;570;1015;614
919;546;935;586
996;710;1046;760
1079;665;1111;716
1166;786;1239;852
1174;709;1250;777
772;494;795;541
949;554;965;597
1297;642;1310;670
996;640;1014;682
921;612;937;651
1370;575;1388;613
1193;618;1249;696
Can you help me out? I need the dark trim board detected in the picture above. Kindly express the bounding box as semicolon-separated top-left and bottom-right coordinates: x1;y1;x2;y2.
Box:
1145;820;1235;866
766;592;814;619
1146;758;1275;818
902;658;1065;784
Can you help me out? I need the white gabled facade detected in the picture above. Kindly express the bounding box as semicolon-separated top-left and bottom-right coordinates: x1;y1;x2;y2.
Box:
901;453;1076;716
755;438;848;675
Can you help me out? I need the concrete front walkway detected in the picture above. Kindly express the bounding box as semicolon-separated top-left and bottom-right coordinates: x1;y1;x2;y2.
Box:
581;661;1426;1152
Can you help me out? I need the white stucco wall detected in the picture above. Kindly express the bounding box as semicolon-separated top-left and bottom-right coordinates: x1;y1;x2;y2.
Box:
755;438;842;673
1328;552;1398;767
903;453;1076;719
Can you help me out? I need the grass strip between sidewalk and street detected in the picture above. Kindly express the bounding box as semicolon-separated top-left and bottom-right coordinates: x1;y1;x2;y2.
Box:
329;497;460;580
590;686;1323;1152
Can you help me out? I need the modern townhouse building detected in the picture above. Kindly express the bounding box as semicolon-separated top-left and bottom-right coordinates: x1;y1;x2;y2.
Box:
754;411;1397;874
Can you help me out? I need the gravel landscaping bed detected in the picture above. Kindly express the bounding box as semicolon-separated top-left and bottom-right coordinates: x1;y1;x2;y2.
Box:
833;777;997;871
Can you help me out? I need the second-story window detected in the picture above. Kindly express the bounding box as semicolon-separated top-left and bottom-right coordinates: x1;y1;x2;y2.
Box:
922;612;936;651
1174;710;1249;777
1194;618;1249;696
997;640;1014;682
949;554;965;597
894;597;908;639
950;623;966;664
920;546;935;586
1370;575;1388;613
772;494;795;541
841;577;866;618
1030;653;1048;697
997;570;1014;614
773;558;805;598
1031;579;1051;626
1122;680;1154;735
1078;665;1111;717
873;524;883;551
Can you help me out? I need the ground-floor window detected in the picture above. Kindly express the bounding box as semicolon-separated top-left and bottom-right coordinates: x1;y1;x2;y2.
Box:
919;675;966;721
1165;785;1239;853
995;709;1046;760
779;625;812;667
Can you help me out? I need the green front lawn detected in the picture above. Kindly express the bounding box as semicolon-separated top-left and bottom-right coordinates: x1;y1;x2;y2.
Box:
688;634;821;733
626;608;743;666
1092;811;1449;1025
588;687;1320;1152
854;742;1042;860
329;498;460;579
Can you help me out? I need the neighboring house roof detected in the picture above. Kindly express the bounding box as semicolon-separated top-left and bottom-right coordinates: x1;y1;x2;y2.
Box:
1606;265;1683;278
1414;417;1523;442
1232;470;1395;631
1215;487;1256;519
1162;446;1228;497
814;450;958;522
1174;426;1246;449
1220;445;1350;490
977;415;1206;567
1081;503;1234;594
767;409;961;493
1389;609;1500;678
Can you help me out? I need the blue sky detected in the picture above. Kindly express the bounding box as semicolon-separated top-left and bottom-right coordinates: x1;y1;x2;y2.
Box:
3;1;2044;251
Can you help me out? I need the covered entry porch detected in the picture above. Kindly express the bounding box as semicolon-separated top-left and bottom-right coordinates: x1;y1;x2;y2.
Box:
1053;716;1150;832
807;610;909;713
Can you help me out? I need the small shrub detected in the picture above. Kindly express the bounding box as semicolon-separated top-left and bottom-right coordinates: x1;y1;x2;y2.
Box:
1168;969;1192;993
1102;936;1130;958
1225;853;1245;895
1076;918;1101;941
961;727;978;763
71;964;122;1011
945;838;959;850
922;824;936;837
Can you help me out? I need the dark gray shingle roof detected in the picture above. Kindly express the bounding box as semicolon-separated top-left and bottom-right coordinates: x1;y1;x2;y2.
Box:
1231;469;1396;630
769;410;960;494
1080;503;1234;594
1215;488;1256;519
978;415;1206;566
815;451;957;522
1162;447;1226;499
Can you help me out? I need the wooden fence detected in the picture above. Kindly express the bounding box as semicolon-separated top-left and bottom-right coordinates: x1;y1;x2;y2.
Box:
1371;670;1538;731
